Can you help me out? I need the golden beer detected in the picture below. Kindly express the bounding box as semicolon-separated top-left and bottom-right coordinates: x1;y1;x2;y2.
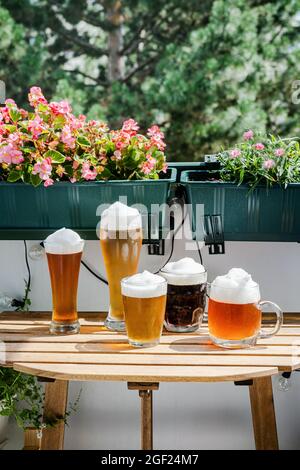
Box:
45;228;84;335
100;228;142;323
121;271;167;347
100;202;142;331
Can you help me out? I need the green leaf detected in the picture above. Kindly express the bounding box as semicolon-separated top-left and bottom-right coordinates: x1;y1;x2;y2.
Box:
44;149;66;163
77;136;91;147
21;146;35;154
7;170;22;182
9;108;21;122
4;125;16;133
53;115;66;130
30;173;42;187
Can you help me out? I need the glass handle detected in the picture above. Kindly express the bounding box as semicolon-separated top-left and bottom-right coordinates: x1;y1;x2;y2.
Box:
258;300;283;339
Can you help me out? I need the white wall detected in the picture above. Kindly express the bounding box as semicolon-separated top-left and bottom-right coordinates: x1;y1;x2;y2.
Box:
1;238;300;450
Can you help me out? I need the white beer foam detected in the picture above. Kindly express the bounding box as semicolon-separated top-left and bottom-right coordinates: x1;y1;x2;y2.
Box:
44;228;84;254
210;268;260;304
100;201;142;231
161;257;207;285
121;270;167;298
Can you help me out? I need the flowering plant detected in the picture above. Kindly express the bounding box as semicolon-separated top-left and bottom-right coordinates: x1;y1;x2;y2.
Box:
0;87;167;187
216;130;300;189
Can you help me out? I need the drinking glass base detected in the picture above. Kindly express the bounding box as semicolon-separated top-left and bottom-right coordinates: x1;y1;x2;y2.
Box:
104;316;125;332
210;334;257;349
128;339;159;348
164;322;200;333
50;320;80;335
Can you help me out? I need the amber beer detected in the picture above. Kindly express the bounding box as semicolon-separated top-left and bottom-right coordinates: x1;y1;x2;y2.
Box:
207;268;283;348
208;299;261;341
45;228;84;335
121;271;167;347
100;202;142;331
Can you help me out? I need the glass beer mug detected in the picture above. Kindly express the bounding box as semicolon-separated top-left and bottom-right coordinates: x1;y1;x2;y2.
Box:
100;202;142;331
208;268;283;348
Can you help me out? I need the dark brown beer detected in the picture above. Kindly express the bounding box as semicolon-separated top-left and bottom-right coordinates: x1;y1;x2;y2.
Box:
46;252;82;323
165;283;206;330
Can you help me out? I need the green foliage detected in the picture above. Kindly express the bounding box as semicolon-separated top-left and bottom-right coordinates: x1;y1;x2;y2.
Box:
1;0;300;160
218;132;300;188
0;367;43;429
0;365;81;429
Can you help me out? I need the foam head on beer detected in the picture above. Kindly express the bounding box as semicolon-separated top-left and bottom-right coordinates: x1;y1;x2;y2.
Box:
44;228;84;254
210;268;260;304
161;257;207;285
121;270;167;298
100;201;142;232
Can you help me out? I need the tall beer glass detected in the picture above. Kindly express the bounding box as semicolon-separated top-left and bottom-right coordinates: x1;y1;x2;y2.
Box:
100;202;142;331
45;228;84;335
121;271;167;347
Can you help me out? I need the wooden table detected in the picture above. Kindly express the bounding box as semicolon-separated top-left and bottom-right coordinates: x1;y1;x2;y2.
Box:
1;312;300;451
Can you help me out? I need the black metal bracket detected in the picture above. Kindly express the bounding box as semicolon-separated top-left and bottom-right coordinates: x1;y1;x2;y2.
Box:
282;372;292;379
204;214;225;254
147;239;165;256
234;379;253;386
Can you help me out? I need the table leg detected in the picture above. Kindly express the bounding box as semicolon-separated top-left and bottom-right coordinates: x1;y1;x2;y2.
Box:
23;427;41;450
128;382;159;450
249;376;279;450
41;379;69;450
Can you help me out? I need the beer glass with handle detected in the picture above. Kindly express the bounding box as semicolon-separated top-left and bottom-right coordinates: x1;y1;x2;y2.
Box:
100;202;142;331
160;257;207;332
208;268;283;348
45;228;84;335
121;271;167;347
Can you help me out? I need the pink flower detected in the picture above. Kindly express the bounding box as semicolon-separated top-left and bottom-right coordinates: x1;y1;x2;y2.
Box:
147;125;164;140
61;125;75;149
140;156;156;175
44;178;54;188
81;162;97;180
275;148;284;157
150;136;166;151
70;177;77;183
122;119;139;136
263;159;275;170
72;160;80;170
68;114;85;130
28;115;45;139
4;99;17;107
49;100;72;116
113;150;122;160
28;87;47;108
32;157;52;180
162;162;168;173
254;143;265;150
243;130;254;140
230;148;241;158
8;132;22;146
0;144;24;164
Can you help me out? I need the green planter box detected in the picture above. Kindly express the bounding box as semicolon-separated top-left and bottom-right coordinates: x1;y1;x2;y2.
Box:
181;170;300;242
0;168;176;240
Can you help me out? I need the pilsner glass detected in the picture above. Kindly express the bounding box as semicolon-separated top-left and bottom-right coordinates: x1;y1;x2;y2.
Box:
208;269;283;348
100;202;142;332
45;228;84;335
121;271;167;347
